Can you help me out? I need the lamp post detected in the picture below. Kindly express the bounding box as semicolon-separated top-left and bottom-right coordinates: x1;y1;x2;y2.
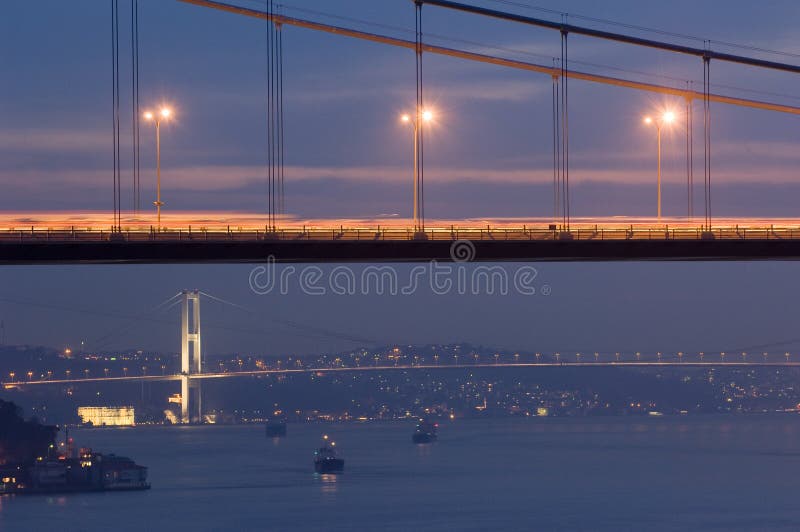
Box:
400;109;432;232
144;108;172;229
643;111;675;221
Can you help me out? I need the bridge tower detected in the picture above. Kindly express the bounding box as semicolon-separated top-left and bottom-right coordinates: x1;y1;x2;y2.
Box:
180;290;202;423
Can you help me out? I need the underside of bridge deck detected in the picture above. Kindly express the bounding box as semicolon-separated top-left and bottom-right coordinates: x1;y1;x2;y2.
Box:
4;238;800;264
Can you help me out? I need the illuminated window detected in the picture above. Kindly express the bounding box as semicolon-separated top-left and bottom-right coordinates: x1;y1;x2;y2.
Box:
77;406;135;426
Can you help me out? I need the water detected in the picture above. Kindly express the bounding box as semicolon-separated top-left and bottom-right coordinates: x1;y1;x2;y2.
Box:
3;415;800;531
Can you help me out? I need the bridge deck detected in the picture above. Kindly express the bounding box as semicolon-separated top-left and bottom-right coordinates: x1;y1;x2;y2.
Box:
4;216;800;263
8;360;800;387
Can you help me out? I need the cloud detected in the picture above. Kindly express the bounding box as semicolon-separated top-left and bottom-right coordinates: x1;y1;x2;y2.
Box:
0;129;108;153
1;156;798;197
712;140;800;162
287;78;546;105
286;86;404;104
1;127;799;197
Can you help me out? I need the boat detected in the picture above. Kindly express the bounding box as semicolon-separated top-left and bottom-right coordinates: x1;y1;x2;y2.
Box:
0;400;149;495
313;435;344;474
1;448;150;495
412;418;438;444
265;418;287;438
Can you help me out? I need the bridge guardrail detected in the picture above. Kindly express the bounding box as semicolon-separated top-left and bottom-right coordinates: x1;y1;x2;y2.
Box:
1;225;799;243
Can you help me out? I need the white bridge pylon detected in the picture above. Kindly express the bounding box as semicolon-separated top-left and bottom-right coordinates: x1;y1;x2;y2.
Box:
180;289;202;423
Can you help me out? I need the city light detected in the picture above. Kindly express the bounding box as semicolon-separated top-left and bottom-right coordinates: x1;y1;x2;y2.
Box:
77;406;135;426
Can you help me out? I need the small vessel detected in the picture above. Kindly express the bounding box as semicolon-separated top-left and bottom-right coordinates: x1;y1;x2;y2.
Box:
412;418;438;444
265;418;287;438
313;435;344;474
0;401;149;496
1;448;150;495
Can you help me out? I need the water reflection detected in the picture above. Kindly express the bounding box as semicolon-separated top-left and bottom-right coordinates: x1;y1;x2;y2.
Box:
415;442;433;458
316;473;339;496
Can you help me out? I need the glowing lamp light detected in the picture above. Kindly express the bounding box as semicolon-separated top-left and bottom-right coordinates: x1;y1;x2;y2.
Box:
400;114;411;123
422;110;433;122
144;108;172;121
644;111;676;126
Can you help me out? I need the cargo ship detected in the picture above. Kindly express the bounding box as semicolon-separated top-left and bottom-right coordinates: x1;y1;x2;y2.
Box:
313;435;344;474
412;418;438;444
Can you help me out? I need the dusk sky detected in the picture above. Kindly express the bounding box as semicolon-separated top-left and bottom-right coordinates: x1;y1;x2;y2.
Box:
1;0;800;357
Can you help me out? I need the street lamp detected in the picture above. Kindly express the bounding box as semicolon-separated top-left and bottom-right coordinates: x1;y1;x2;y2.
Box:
400;109;433;232
144;107;172;229
643;110;676;220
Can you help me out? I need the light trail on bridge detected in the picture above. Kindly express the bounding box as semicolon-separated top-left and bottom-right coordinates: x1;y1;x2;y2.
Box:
5;212;800;233
5;213;800;262
7;360;800;388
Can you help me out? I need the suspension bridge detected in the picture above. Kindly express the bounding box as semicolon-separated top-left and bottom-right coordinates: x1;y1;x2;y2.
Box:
3;289;799;424
4;1;800;262
9;351;800;423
